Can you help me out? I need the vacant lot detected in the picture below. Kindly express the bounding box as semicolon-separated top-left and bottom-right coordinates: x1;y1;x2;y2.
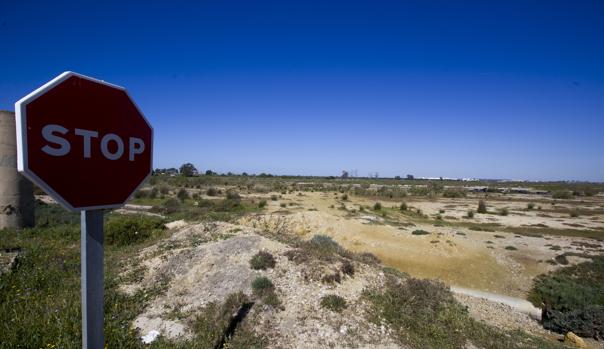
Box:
3;175;603;348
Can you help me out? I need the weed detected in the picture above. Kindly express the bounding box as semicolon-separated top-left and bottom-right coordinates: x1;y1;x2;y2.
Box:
258;199;267;208
466;210;474;218
412;230;430;235
383;267;409;279
340;260;355;276
477;200;487;214
105;214;165;246
250;251;276;270
505;246;517;251
251;276;274;297
529;256;604;338
177;188;189;202
373;202;382;210
226;190;241;201
320;294;347;313
400;202;408;211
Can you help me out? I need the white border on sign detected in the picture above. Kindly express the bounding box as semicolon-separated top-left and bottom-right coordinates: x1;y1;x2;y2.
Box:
15;71;154;212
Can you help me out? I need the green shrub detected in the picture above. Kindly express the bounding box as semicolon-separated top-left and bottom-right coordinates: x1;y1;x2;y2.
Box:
340;260;355;276
504;246;517;251
552;190;572;199
399;202;408;211
373;202;382;210
477;200;487;214
270;195;278;201
163;197;181;214
280;203;287;208
159;185;170;195
341;194;348;201
362;277;562;349
320;294;347;313
105;214;165;246
206;187;218;196
529;256;604;338
466;210;474;218
442;189;466;198
226;190;241;201
251;276;274;297
177;188;189;202
383;267;409;279
412;230;430;235
527;202;535;210
258;199;267;208
250;251;276;270
499;207;509;216
149;187;159;199
357;252;381;265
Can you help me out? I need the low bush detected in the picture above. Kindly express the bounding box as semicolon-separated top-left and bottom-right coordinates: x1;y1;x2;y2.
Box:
177;188;189;202
527;202;535;210
373;202;382;210
320;294;347;313
105;214;165;246
477;200;487;214
258;199;267;208
364;277;560;348
466;210;474;218
504;246;517;251
251;276;274;297
270;195;278;201
569;209;579;218
499;207;509;216
340;260;355;276
552;190;572;199
341;194;348;201
442;189;466;198
226;190;241;201
399;202;408;211
321;272;341;284
528;256;604;339
357;251;381;265
250;251;276;270
412;230;430;235
206;187;219;196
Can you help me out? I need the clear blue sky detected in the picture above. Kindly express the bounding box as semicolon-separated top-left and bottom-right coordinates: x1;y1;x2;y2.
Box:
1;1;603;181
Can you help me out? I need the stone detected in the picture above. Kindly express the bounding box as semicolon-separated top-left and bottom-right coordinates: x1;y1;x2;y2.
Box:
564;332;587;349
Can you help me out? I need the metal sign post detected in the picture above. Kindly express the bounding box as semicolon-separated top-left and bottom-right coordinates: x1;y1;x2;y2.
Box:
81;210;104;349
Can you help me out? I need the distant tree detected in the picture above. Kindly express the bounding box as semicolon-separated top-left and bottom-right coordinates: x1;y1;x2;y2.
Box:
341;170;349;179
395;176;401;180
406;174;415;180
179;163;197;177
242;172;249;176
205;169;215;176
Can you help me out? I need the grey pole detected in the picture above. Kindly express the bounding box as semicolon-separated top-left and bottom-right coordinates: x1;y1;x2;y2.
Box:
0;110;34;229
81;210;104;349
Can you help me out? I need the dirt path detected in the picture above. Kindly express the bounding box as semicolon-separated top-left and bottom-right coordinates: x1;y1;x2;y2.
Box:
451;286;541;319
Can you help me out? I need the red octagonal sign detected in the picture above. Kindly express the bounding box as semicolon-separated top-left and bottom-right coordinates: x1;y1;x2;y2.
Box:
15;71;153;211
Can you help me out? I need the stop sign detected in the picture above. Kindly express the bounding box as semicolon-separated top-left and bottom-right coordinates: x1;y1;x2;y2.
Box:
15;71;153;211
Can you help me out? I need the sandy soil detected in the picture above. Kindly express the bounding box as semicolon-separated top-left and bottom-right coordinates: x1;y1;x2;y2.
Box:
239;191;604;298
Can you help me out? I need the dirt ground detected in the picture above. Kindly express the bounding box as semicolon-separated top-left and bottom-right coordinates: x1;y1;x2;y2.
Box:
239;191;604;298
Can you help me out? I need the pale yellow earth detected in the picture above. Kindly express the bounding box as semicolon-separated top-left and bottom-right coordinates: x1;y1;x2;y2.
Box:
240;191;604;298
